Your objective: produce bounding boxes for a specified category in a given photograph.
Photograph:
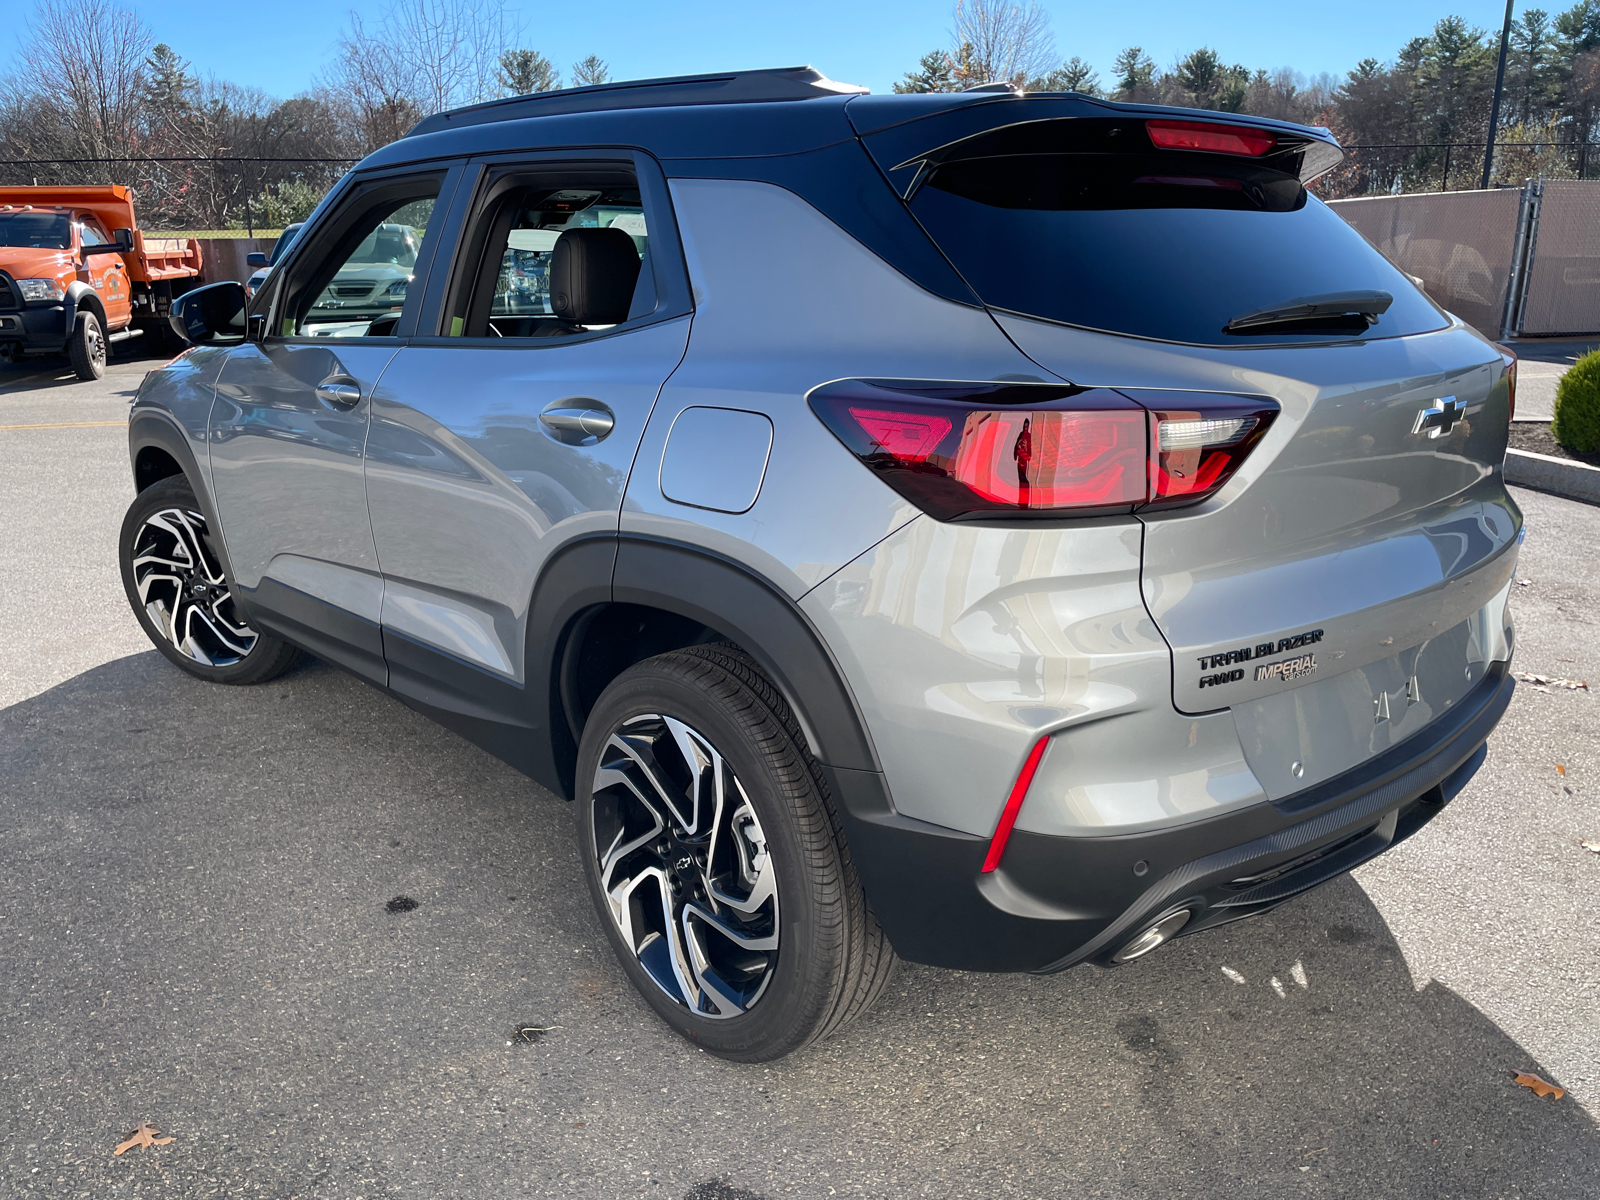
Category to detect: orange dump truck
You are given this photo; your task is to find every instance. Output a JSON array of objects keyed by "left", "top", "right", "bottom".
[{"left": 0, "top": 185, "right": 205, "bottom": 380}]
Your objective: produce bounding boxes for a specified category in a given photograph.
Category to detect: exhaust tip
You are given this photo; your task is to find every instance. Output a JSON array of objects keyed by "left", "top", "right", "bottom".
[{"left": 1110, "top": 909, "right": 1193, "bottom": 964}]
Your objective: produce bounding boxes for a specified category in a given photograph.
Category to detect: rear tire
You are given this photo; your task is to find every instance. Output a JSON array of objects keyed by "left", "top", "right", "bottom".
[
  {"left": 575, "top": 644, "right": 895, "bottom": 1061},
  {"left": 119, "top": 475, "right": 302, "bottom": 685},
  {"left": 67, "top": 310, "right": 106, "bottom": 381}
]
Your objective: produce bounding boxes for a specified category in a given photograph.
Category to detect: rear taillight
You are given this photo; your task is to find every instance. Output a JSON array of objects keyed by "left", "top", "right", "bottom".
[
  {"left": 1132, "top": 394, "right": 1276, "bottom": 510},
  {"left": 1146, "top": 118, "right": 1277, "bottom": 157},
  {"left": 1504, "top": 354, "right": 1517, "bottom": 421},
  {"left": 809, "top": 380, "right": 1277, "bottom": 521}
]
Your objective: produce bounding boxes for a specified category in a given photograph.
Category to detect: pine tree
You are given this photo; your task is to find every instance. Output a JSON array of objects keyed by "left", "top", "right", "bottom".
[
  {"left": 144, "top": 44, "right": 197, "bottom": 124},
  {"left": 1027, "top": 56, "right": 1101, "bottom": 95},
  {"left": 497, "top": 49, "right": 559, "bottom": 97},
  {"left": 1112, "top": 46, "right": 1156, "bottom": 99},
  {"left": 570, "top": 55, "right": 611, "bottom": 87},
  {"left": 893, "top": 49, "right": 958, "bottom": 93}
]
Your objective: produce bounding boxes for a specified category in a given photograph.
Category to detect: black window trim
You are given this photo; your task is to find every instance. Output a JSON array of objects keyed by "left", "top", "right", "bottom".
[
  {"left": 408, "top": 146, "right": 694, "bottom": 353},
  {"left": 258, "top": 160, "right": 466, "bottom": 345}
]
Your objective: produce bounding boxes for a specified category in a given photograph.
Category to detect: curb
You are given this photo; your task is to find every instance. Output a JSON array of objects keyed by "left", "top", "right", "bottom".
[{"left": 1505, "top": 447, "right": 1600, "bottom": 505}]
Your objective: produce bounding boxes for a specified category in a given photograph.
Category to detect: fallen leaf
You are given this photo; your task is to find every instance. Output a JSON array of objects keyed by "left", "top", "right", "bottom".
[
  {"left": 1513, "top": 1071, "right": 1565, "bottom": 1100},
  {"left": 1557, "top": 764, "right": 1567, "bottom": 776},
  {"left": 113, "top": 1123, "right": 175, "bottom": 1155},
  {"left": 1514, "top": 671, "right": 1589, "bottom": 691},
  {"left": 510, "top": 1024, "right": 561, "bottom": 1045},
  {"left": 1580, "top": 839, "right": 1600, "bottom": 854}
]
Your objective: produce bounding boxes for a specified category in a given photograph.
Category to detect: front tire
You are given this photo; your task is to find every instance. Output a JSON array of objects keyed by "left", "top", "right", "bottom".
[
  {"left": 119, "top": 476, "right": 302, "bottom": 684},
  {"left": 67, "top": 310, "right": 106, "bottom": 381},
  {"left": 575, "top": 645, "right": 895, "bottom": 1062}
]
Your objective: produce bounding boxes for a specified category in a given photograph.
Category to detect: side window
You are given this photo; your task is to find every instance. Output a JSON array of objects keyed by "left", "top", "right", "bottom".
[
  {"left": 80, "top": 216, "right": 111, "bottom": 246},
  {"left": 443, "top": 170, "right": 655, "bottom": 340},
  {"left": 274, "top": 177, "right": 442, "bottom": 339}
]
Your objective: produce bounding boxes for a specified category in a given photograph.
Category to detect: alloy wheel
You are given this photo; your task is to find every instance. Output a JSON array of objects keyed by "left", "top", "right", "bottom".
[
  {"left": 86, "top": 320, "right": 105, "bottom": 369},
  {"left": 590, "top": 713, "right": 780, "bottom": 1018},
  {"left": 129, "top": 506, "right": 259, "bottom": 666}
]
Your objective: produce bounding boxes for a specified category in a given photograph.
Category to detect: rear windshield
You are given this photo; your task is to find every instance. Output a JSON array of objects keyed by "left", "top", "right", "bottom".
[{"left": 906, "top": 118, "right": 1447, "bottom": 346}]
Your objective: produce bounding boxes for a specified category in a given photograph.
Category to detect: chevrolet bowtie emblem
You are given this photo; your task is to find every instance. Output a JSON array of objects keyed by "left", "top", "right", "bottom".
[{"left": 1413, "top": 397, "right": 1466, "bottom": 438}]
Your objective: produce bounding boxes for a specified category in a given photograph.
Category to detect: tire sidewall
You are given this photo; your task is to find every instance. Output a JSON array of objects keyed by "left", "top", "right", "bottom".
[
  {"left": 574, "top": 655, "right": 843, "bottom": 1061},
  {"left": 119, "top": 477, "right": 283, "bottom": 685},
  {"left": 70, "top": 310, "right": 106, "bottom": 380}
]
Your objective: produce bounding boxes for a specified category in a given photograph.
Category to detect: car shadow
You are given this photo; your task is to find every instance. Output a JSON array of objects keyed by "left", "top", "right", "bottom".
[
  {"left": 0, "top": 346, "right": 160, "bottom": 397},
  {"left": 1, "top": 652, "right": 1592, "bottom": 1199}
]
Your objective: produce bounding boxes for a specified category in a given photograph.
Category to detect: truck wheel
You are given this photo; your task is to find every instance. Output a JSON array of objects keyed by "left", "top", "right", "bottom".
[
  {"left": 67, "top": 310, "right": 106, "bottom": 381},
  {"left": 575, "top": 644, "right": 896, "bottom": 1062}
]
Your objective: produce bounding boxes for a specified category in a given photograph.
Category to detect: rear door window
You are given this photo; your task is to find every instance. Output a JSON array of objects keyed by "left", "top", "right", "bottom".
[
  {"left": 440, "top": 171, "right": 654, "bottom": 340},
  {"left": 895, "top": 116, "right": 1448, "bottom": 346}
]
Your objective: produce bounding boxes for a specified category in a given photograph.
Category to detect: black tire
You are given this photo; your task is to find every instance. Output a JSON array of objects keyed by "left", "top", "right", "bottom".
[
  {"left": 575, "top": 644, "right": 896, "bottom": 1062},
  {"left": 67, "top": 310, "right": 106, "bottom": 381},
  {"left": 119, "top": 475, "right": 302, "bottom": 685}
]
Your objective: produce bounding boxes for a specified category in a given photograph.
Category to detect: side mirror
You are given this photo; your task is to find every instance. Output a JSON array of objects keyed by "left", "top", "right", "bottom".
[
  {"left": 246, "top": 251, "right": 269, "bottom": 268},
  {"left": 82, "top": 233, "right": 132, "bottom": 258},
  {"left": 169, "top": 281, "right": 248, "bottom": 346}
]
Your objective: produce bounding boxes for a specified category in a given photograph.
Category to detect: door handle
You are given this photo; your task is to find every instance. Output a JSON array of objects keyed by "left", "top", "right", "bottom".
[
  {"left": 540, "top": 400, "right": 614, "bottom": 445},
  {"left": 315, "top": 377, "right": 362, "bottom": 410}
]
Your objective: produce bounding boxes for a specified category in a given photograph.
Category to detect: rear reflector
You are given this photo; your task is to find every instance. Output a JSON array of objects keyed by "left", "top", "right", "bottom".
[
  {"left": 809, "top": 380, "right": 1277, "bottom": 520},
  {"left": 982, "top": 736, "right": 1050, "bottom": 873},
  {"left": 1147, "top": 118, "right": 1277, "bottom": 158}
]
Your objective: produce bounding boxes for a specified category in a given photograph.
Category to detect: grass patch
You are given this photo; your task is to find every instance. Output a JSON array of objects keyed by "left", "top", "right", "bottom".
[{"left": 145, "top": 230, "right": 284, "bottom": 239}]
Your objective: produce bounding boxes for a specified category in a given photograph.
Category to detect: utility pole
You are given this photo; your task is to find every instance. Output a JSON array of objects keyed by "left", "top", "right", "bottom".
[{"left": 1482, "top": 0, "right": 1516, "bottom": 188}]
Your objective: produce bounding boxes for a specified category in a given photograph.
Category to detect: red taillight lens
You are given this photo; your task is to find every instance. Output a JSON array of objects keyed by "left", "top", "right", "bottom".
[
  {"left": 949, "top": 408, "right": 1147, "bottom": 507},
  {"left": 811, "top": 380, "right": 1278, "bottom": 520},
  {"left": 814, "top": 381, "right": 1148, "bottom": 520},
  {"left": 1146, "top": 118, "right": 1277, "bottom": 157}
]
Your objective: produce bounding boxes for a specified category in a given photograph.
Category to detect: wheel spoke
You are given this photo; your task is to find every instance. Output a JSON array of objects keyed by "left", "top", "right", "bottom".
[
  {"left": 608, "top": 730, "right": 694, "bottom": 830},
  {"left": 590, "top": 711, "right": 780, "bottom": 1020},
  {"left": 130, "top": 505, "right": 260, "bottom": 667}
]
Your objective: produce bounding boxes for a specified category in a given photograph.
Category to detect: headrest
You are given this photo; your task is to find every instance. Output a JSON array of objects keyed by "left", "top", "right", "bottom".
[{"left": 549, "top": 227, "right": 640, "bottom": 325}]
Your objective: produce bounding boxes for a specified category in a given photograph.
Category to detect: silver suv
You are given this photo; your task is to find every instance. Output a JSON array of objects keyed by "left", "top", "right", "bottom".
[{"left": 120, "top": 68, "right": 1520, "bottom": 1062}]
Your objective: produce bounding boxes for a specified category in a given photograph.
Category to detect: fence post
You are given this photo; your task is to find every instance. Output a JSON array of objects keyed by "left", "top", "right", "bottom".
[
  {"left": 1501, "top": 179, "right": 1542, "bottom": 340},
  {"left": 1441, "top": 144, "right": 1451, "bottom": 191}
]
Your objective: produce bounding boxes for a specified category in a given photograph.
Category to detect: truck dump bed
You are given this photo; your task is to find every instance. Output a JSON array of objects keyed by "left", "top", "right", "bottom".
[{"left": 0, "top": 185, "right": 202, "bottom": 282}]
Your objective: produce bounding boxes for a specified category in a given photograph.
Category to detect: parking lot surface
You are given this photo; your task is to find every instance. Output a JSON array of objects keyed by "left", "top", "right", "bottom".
[{"left": 2, "top": 346, "right": 1598, "bottom": 1198}]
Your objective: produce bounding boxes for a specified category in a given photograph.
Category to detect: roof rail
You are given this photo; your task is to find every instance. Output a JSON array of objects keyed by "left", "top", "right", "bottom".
[{"left": 408, "top": 66, "right": 868, "bottom": 138}]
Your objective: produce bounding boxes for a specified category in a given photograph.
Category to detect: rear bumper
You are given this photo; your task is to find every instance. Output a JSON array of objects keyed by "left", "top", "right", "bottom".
[{"left": 830, "top": 659, "right": 1512, "bottom": 973}]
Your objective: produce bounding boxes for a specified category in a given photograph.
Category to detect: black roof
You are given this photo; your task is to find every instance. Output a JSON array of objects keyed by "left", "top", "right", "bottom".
[
  {"left": 407, "top": 66, "right": 867, "bottom": 138},
  {"left": 373, "top": 70, "right": 1340, "bottom": 178}
]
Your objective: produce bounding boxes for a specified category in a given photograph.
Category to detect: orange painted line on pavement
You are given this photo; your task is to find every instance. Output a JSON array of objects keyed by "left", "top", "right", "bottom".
[{"left": 0, "top": 419, "right": 128, "bottom": 431}]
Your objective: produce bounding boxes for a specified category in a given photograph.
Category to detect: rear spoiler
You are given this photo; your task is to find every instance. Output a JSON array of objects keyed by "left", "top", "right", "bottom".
[{"left": 845, "top": 94, "right": 1344, "bottom": 197}]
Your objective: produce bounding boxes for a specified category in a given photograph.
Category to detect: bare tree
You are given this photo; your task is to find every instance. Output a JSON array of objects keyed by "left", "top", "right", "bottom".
[
  {"left": 9, "top": 0, "right": 152, "bottom": 170},
  {"left": 330, "top": 0, "right": 519, "bottom": 149},
  {"left": 951, "top": 0, "right": 1056, "bottom": 88}
]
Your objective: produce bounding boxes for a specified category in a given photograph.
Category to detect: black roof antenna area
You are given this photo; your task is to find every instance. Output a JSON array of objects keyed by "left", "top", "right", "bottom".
[{"left": 408, "top": 66, "right": 869, "bottom": 138}]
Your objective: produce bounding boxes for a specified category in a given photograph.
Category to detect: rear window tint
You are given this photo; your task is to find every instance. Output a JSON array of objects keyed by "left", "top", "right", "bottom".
[{"left": 905, "top": 118, "right": 1448, "bottom": 346}]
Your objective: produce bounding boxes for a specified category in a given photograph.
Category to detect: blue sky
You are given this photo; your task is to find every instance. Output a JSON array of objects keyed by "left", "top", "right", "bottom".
[{"left": 11, "top": 0, "right": 1519, "bottom": 99}]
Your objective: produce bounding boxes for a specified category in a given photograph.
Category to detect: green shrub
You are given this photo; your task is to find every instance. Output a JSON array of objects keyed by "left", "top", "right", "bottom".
[{"left": 1552, "top": 349, "right": 1600, "bottom": 453}]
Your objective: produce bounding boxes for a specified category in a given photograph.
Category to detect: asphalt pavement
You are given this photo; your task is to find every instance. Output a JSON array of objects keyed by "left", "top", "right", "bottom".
[{"left": 2, "top": 343, "right": 1598, "bottom": 1199}]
